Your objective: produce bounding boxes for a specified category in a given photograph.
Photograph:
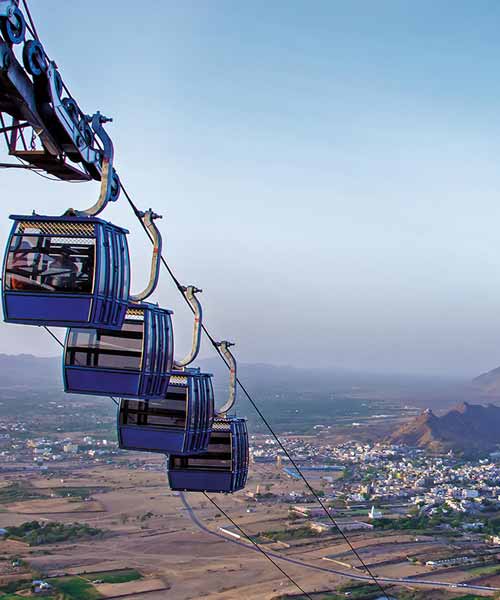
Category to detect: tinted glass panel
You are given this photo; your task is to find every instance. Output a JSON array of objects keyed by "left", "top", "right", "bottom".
[
  {"left": 5, "top": 234, "right": 94, "bottom": 294},
  {"left": 121, "top": 236, "right": 130, "bottom": 300},
  {"left": 114, "top": 231, "right": 123, "bottom": 302},
  {"left": 190, "top": 379, "right": 199, "bottom": 429},
  {"left": 144, "top": 312, "right": 155, "bottom": 372},
  {"left": 65, "top": 320, "right": 143, "bottom": 370},
  {"left": 97, "top": 230, "right": 108, "bottom": 295},
  {"left": 120, "top": 393, "right": 187, "bottom": 428},
  {"left": 172, "top": 432, "right": 232, "bottom": 471},
  {"left": 166, "top": 317, "right": 173, "bottom": 371},
  {"left": 105, "top": 230, "right": 114, "bottom": 297}
]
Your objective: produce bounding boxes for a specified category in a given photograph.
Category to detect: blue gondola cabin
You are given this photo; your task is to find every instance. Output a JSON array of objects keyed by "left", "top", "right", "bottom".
[
  {"left": 117, "top": 370, "right": 215, "bottom": 454},
  {"left": 2, "top": 214, "right": 130, "bottom": 329},
  {"left": 63, "top": 302, "right": 173, "bottom": 399},
  {"left": 167, "top": 417, "right": 249, "bottom": 493}
]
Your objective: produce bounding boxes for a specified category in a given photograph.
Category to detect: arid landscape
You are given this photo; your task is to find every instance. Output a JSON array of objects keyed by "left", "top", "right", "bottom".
[
  {"left": 3, "top": 355, "right": 500, "bottom": 599},
  {"left": 2, "top": 438, "right": 500, "bottom": 599}
]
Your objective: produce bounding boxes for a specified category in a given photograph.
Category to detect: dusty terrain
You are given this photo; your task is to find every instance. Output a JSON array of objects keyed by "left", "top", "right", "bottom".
[{"left": 0, "top": 451, "right": 498, "bottom": 599}]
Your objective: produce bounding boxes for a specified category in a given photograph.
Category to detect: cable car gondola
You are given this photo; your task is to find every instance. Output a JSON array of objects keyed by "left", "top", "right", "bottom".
[
  {"left": 167, "top": 416, "right": 249, "bottom": 494},
  {"left": 167, "top": 341, "right": 249, "bottom": 493},
  {"left": 63, "top": 209, "right": 174, "bottom": 399},
  {"left": 1, "top": 142, "right": 127, "bottom": 329},
  {"left": 117, "top": 285, "right": 216, "bottom": 453},
  {"left": 2, "top": 213, "right": 129, "bottom": 328},
  {"left": 118, "top": 369, "right": 214, "bottom": 454},
  {"left": 64, "top": 302, "right": 173, "bottom": 398}
]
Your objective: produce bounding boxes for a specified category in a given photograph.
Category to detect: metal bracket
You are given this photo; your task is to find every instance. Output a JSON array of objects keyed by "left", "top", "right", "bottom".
[
  {"left": 80, "top": 111, "right": 119, "bottom": 214},
  {"left": 64, "top": 111, "right": 119, "bottom": 216},
  {"left": 0, "top": 1, "right": 18, "bottom": 21},
  {"left": 173, "top": 286, "right": 203, "bottom": 368},
  {"left": 40, "top": 61, "right": 118, "bottom": 214},
  {"left": 215, "top": 341, "right": 237, "bottom": 416},
  {"left": 129, "top": 209, "right": 163, "bottom": 302}
]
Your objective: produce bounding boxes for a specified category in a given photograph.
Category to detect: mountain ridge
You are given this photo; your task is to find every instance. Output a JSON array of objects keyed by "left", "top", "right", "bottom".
[{"left": 389, "top": 401, "right": 500, "bottom": 456}]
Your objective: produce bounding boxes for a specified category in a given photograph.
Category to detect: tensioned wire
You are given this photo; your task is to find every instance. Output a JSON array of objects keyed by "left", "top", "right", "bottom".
[
  {"left": 119, "top": 182, "right": 391, "bottom": 600},
  {"left": 15, "top": 0, "right": 387, "bottom": 591},
  {"left": 38, "top": 179, "right": 391, "bottom": 599},
  {"left": 33, "top": 129, "right": 392, "bottom": 600},
  {"left": 41, "top": 327, "right": 311, "bottom": 598},
  {"left": 202, "top": 492, "right": 313, "bottom": 599},
  {"left": 42, "top": 326, "right": 119, "bottom": 406}
]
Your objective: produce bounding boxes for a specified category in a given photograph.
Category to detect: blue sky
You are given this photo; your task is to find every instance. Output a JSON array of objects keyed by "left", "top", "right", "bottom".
[{"left": 2, "top": 1, "right": 500, "bottom": 375}]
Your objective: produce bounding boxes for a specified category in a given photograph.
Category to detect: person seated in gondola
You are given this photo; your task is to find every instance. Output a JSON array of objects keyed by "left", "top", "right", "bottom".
[
  {"left": 7, "top": 238, "right": 39, "bottom": 291},
  {"left": 43, "top": 250, "right": 81, "bottom": 292},
  {"left": 7, "top": 239, "right": 84, "bottom": 293}
]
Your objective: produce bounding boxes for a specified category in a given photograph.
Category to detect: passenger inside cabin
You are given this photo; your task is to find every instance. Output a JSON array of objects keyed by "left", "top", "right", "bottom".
[
  {"left": 44, "top": 251, "right": 80, "bottom": 291},
  {"left": 7, "top": 238, "right": 38, "bottom": 291},
  {"left": 7, "top": 236, "right": 93, "bottom": 293}
]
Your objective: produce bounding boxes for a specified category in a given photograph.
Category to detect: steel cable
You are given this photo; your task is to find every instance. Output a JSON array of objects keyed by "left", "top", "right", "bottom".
[
  {"left": 42, "top": 326, "right": 119, "bottom": 406},
  {"left": 202, "top": 492, "right": 314, "bottom": 599},
  {"left": 41, "top": 327, "right": 307, "bottom": 596},
  {"left": 120, "top": 183, "right": 391, "bottom": 599},
  {"left": 36, "top": 161, "right": 390, "bottom": 599},
  {"left": 14, "top": 0, "right": 388, "bottom": 598}
]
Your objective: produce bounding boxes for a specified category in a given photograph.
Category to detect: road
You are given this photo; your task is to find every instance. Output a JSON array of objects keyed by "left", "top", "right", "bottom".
[{"left": 179, "top": 492, "right": 500, "bottom": 595}]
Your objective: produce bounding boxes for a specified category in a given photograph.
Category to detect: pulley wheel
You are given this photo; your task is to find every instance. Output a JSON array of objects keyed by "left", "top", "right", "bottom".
[
  {"left": 0, "top": 45, "right": 11, "bottom": 72},
  {"left": 0, "top": 8, "right": 26, "bottom": 45},
  {"left": 110, "top": 169, "right": 120, "bottom": 202},
  {"left": 62, "top": 97, "right": 80, "bottom": 125},
  {"left": 22, "top": 40, "right": 47, "bottom": 76},
  {"left": 78, "top": 118, "right": 93, "bottom": 149},
  {"left": 53, "top": 69, "right": 63, "bottom": 98}
]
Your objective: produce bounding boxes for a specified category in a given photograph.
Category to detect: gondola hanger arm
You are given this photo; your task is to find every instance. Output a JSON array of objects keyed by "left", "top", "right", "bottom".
[
  {"left": 129, "top": 209, "right": 162, "bottom": 302},
  {"left": 215, "top": 341, "right": 237, "bottom": 416},
  {"left": 64, "top": 112, "right": 120, "bottom": 217},
  {"left": 174, "top": 285, "right": 203, "bottom": 368}
]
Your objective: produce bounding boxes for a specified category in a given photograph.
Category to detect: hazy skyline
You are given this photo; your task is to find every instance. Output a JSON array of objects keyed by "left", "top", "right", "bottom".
[{"left": 1, "top": 1, "right": 500, "bottom": 376}]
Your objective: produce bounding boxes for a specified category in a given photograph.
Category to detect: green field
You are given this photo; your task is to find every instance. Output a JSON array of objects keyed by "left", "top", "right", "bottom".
[
  {"left": 52, "top": 487, "right": 94, "bottom": 500},
  {"left": 82, "top": 569, "right": 142, "bottom": 584},
  {"left": 450, "top": 596, "right": 490, "bottom": 600},
  {"left": 0, "top": 482, "right": 46, "bottom": 504},
  {"left": 465, "top": 563, "right": 500, "bottom": 577},
  {"left": 0, "top": 589, "right": 56, "bottom": 600},
  {"left": 5, "top": 521, "right": 106, "bottom": 546},
  {"left": 255, "top": 526, "right": 325, "bottom": 543},
  {"left": 278, "top": 592, "right": 488, "bottom": 600},
  {"left": 51, "top": 576, "right": 102, "bottom": 600}
]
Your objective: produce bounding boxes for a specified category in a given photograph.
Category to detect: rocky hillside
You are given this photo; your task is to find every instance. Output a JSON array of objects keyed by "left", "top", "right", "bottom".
[
  {"left": 473, "top": 366, "right": 500, "bottom": 395},
  {"left": 389, "top": 402, "right": 500, "bottom": 455}
]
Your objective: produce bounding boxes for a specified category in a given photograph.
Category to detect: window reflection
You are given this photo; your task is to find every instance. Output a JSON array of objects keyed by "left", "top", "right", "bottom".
[
  {"left": 120, "top": 394, "right": 187, "bottom": 429},
  {"left": 5, "top": 234, "right": 95, "bottom": 294},
  {"left": 172, "top": 433, "right": 232, "bottom": 471},
  {"left": 65, "top": 321, "right": 144, "bottom": 370}
]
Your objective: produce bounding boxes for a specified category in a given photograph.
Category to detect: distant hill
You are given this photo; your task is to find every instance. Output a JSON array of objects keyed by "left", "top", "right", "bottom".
[
  {"left": 472, "top": 366, "right": 500, "bottom": 395},
  {"left": 389, "top": 402, "right": 500, "bottom": 455},
  {"left": 0, "top": 353, "right": 62, "bottom": 388},
  {"left": 0, "top": 353, "right": 479, "bottom": 433}
]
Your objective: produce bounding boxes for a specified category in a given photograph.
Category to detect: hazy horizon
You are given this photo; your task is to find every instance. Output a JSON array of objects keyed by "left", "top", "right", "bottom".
[
  {"left": 2, "top": 1, "right": 500, "bottom": 377},
  {"left": 0, "top": 351, "right": 476, "bottom": 382}
]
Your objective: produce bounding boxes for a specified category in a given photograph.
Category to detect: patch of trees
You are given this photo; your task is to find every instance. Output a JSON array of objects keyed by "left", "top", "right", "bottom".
[{"left": 5, "top": 520, "right": 106, "bottom": 546}]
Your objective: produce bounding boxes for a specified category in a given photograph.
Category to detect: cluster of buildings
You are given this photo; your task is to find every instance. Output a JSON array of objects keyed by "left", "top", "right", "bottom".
[
  {"left": 0, "top": 429, "right": 120, "bottom": 466},
  {"left": 251, "top": 434, "right": 500, "bottom": 535},
  {"left": 340, "top": 444, "right": 500, "bottom": 517},
  {"left": 26, "top": 436, "right": 118, "bottom": 463},
  {"left": 275, "top": 439, "right": 500, "bottom": 516}
]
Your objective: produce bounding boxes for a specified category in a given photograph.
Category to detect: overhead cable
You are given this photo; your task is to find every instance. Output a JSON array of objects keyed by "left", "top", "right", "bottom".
[{"left": 119, "top": 181, "right": 391, "bottom": 600}]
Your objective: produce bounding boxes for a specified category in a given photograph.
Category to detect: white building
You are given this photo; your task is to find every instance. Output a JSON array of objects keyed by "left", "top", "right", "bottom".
[
  {"left": 63, "top": 443, "right": 78, "bottom": 454},
  {"left": 368, "top": 506, "right": 383, "bottom": 519},
  {"left": 462, "top": 489, "right": 479, "bottom": 499}
]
